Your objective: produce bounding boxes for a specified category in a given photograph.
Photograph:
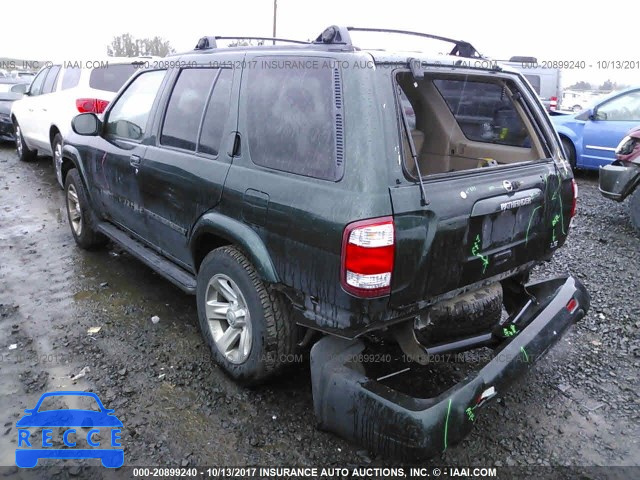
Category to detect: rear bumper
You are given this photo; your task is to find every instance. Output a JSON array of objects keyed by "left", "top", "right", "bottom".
[
  {"left": 310, "top": 275, "right": 589, "bottom": 460},
  {"left": 599, "top": 162, "right": 640, "bottom": 201}
]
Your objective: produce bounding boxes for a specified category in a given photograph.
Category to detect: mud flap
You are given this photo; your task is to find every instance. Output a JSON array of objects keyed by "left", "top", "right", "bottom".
[{"left": 310, "top": 275, "right": 589, "bottom": 460}]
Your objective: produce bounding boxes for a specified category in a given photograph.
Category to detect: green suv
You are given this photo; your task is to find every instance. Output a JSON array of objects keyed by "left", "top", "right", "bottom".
[{"left": 60, "top": 26, "right": 589, "bottom": 459}]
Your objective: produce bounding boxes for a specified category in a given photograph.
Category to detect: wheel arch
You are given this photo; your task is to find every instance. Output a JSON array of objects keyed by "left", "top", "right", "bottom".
[{"left": 190, "top": 213, "right": 280, "bottom": 284}]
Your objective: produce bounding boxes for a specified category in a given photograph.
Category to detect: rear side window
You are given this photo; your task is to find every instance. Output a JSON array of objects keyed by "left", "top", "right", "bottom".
[
  {"left": 161, "top": 68, "right": 218, "bottom": 151},
  {"left": 245, "top": 57, "right": 342, "bottom": 181},
  {"left": 433, "top": 79, "right": 531, "bottom": 148},
  {"left": 61, "top": 67, "right": 81, "bottom": 90},
  {"left": 89, "top": 64, "right": 137, "bottom": 92},
  {"left": 199, "top": 69, "right": 233, "bottom": 156},
  {"left": 42, "top": 65, "right": 61, "bottom": 94}
]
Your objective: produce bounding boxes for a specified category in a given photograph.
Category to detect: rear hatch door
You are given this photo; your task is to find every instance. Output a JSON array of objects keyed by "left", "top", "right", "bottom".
[{"left": 389, "top": 162, "right": 570, "bottom": 307}]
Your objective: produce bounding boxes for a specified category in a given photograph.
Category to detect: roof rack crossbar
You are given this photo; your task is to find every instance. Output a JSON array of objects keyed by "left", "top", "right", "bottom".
[
  {"left": 215, "top": 36, "right": 310, "bottom": 45},
  {"left": 345, "top": 26, "right": 482, "bottom": 58},
  {"left": 195, "top": 35, "right": 309, "bottom": 50}
]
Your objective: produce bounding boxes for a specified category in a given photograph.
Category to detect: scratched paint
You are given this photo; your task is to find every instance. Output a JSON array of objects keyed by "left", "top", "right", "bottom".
[{"left": 471, "top": 235, "right": 489, "bottom": 274}]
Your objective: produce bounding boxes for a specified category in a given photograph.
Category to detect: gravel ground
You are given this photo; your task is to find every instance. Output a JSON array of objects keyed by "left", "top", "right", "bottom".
[{"left": 0, "top": 142, "right": 638, "bottom": 478}]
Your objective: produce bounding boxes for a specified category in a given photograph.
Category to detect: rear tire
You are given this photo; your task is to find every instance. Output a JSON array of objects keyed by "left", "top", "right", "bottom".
[
  {"left": 196, "top": 246, "right": 296, "bottom": 386},
  {"left": 14, "top": 121, "right": 37, "bottom": 162},
  {"left": 561, "top": 137, "right": 577, "bottom": 170},
  {"left": 64, "top": 169, "right": 107, "bottom": 250},
  {"left": 52, "top": 133, "right": 64, "bottom": 189},
  {"left": 630, "top": 189, "right": 640, "bottom": 232}
]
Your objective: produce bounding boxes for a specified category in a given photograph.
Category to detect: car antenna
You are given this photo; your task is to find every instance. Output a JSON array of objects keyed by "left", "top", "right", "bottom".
[{"left": 398, "top": 89, "right": 428, "bottom": 206}]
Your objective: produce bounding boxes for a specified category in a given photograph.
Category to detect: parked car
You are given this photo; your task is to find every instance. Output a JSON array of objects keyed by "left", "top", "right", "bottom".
[
  {"left": 10, "top": 58, "right": 151, "bottom": 188},
  {"left": 59, "top": 26, "right": 588, "bottom": 460},
  {"left": 0, "top": 78, "right": 29, "bottom": 142},
  {"left": 497, "top": 57, "right": 562, "bottom": 112},
  {"left": 599, "top": 126, "right": 640, "bottom": 231},
  {"left": 551, "top": 86, "right": 640, "bottom": 170}
]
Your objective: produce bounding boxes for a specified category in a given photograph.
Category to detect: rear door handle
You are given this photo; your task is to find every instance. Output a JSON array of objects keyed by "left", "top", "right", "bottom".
[{"left": 130, "top": 154, "right": 141, "bottom": 167}]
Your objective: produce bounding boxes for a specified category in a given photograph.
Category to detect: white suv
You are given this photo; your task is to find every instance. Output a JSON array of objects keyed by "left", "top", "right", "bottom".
[{"left": 11, "top": 58, "right": 152, "bottom": 187}]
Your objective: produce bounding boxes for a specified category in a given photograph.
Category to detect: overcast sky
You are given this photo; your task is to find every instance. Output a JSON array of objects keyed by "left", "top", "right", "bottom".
[{"left": 3, "top": 0, "right": 637, "bottom": 86}]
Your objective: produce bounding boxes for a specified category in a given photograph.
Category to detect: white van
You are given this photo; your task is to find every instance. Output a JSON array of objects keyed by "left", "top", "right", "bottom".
[{"left": 498, "top": 57, "right": 562, "bottom": 112}]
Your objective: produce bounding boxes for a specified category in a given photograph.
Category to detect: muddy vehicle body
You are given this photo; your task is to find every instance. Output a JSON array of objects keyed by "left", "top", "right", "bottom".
[
  {"left": 599, "top": 126, "right": 640, "bottom": 231},
  {"left": 59, "top": 26, "right": 589, "bottom": 459}
]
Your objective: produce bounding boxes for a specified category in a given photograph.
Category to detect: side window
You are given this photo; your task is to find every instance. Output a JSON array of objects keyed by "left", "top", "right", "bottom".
[
  {"left": 61, "top": 67, "right": 81, "bottom": 90},
  {"left": 433, "top": 78, "right": 531, "bottom": 147},
  {"left": 246, "top": 57, "right": 340, "bottom": 180},
  {"left": 597, "top": 91, "right": 640, "bottom": 121},
  {"left": 105, "top": 70, "right": 166, "bottom": 141},
  {"left": 523, "top": 74, "right": 541, "bottom": 95},
  {"left": 199, "top": 69, "right": 233, "bottom": 156},
  {"left": 42, "top": 65, "right": 61, "bottom": 94},
  {"left": 29, "top": 68, "right": 49, "bottom": 96},
  {"left": 161, "top": 68, "right": 218, "bottom": 151}
]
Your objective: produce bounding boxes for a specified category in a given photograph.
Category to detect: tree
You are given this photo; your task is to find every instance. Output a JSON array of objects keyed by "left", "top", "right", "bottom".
[
  {"left": 599, "top": 79, "right": 615, "bottom": 92},
  {"left": 107, "top": 34, "right": 175, "bottom": 57},
  {"left": 567, "top": 81, "right": 592, "bottom": 91}
]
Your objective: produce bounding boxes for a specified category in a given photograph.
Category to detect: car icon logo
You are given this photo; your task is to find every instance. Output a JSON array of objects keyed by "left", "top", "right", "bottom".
[
  {"left": 15, "top": 391, "right": 124, "bottom": 468},
  {"left": 503, "top": 180, "right": 513, "bottom": 192}
]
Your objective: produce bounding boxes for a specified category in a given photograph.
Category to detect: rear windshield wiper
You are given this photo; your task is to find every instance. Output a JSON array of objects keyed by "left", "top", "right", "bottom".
[{"left": 399, "top": 98, "right": 429, "bottom": 206}]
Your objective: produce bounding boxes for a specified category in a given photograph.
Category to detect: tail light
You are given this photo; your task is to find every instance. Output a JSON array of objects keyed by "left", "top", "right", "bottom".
[
  {"left": 549, "top": 96, "right": 558, "bottom": 111},
  {"left": 341, "top": 217, "right": 395, "bottom": 298},
  {"left": 570, "top": 179, "right": 578, "bottom": 217},
  {"left": 76, "top": 98, "right": 109, "bottom": 114}
]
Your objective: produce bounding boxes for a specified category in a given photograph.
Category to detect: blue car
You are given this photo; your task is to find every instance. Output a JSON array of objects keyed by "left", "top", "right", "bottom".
[
  {"left": 15, "top": 391, "right": 124, "bottom": 468},
  {"left": 552, "top": 87, "right": 640, "bottom": 170}
]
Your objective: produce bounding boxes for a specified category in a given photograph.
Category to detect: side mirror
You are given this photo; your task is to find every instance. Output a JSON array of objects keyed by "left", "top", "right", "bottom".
[
  {"left": 72, "top": 113, "right": 101, "bottom": 136},
  {"left": 575, "top": 108, "right": 593, "bottom": 121}
]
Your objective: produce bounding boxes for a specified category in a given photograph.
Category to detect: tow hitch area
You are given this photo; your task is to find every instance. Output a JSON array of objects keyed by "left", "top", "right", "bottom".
[{"left": 310, "top": 275, "right": 589, "bottom": 460}]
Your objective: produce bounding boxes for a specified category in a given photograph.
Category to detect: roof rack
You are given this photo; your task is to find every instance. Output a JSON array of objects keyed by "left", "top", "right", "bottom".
[
  {"left": 195, "top": 35, "right": 309, "bottom": 50},
  {"left": 313, "top": 25, "right": 482, "bottom": 58}
]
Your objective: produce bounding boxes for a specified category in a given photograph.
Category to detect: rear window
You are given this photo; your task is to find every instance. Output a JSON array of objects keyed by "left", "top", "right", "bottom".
[
  {"left": 433, "top": 79, "right": 531, "bottom": 148},
  {"left": 245, "top": 57, "right": 342, "bottom": 181},
  {"left": 89, "top": 64, "right": 137, "bottom": 92}
]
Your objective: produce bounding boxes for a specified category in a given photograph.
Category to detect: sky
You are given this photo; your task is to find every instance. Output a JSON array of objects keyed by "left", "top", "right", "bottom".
[{"left": 2, "top": 0, "right": 637, "bottom": 87}]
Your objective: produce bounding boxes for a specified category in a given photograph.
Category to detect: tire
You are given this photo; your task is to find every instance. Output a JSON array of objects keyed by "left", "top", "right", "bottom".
[
  {"left": 64, "top": 169, "right": 107, "bottom": 249},
  {"left": 14, "top": 120, "right": 37, "bottom": 162},
  {"left": 561, "top": 137, "right": 577, "bottom": 170},
  {"left": 196, "top": 246, "right": 296, "bottom": 386},
  {"left": 416, "top": 283, "right": 503, "bottom": 345},
  {"left": 572, "top": 105, "right": 582, "bottom": 112},
  {"left": 52, "top": 133, "right": 64, "bottom": 189},
  {"left": 630, "top": 189, "right": 640, "bottom": 232}
]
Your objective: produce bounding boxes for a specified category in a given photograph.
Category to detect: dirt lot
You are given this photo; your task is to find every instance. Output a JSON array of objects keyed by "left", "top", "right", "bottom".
[{"left": 0, "top": 142, "right": 638, "bottom": 477}]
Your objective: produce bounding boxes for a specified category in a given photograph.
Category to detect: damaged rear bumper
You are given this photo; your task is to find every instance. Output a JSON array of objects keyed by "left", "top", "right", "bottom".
[{"left": 310, "top": 275, "right": 589, "bottom": 460}]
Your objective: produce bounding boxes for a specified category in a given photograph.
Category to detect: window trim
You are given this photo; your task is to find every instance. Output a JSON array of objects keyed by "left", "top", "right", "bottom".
[
  {"left": 28, "top": 67, "right": 49, "bottom": 96},
  {"left": 42, "top": 65, "right": 62, "bottom": 94}
]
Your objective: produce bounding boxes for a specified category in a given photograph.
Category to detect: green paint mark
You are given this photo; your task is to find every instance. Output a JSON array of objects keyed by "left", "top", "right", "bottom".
[
  {"left": 465, "top": 407, "right": 476, "bottom": 422},
  {"left": 551, "top": 214, "right": 560, "bottom": 227},
  {"left": 471, "top": 234, "right": 489, "bottom": 273},
  {"left": 552, "top": 228, "right": 557, "bottom": 243},
  {"left": 520, "top": 346, "right": 529, "bottom": 362},
  {"left": 503, "top": 324, "right": 519, "bottom": 337},
  {"left": 525, "top": 205, "right": 542, "bottom": 245},
  {"left": 443, "top": 398, "right": 452, "bottom": 451}
]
